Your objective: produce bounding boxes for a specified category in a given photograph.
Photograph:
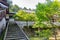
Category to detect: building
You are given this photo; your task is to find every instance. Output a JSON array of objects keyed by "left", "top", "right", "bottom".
[
  {"left": 23, "top": 9, "right": 35, "bottom": 13},
  {"left": 20, "top": 8, "right": 35, "bottom": 13},
  {"left": 0, "top": 0, "right": 9, "bottom": 35},
  {"left": 0, "top": 0, "right": 8, "bottom": 6}
]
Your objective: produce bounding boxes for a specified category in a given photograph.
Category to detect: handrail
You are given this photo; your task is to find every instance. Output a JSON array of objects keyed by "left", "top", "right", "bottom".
[
  {"left": 3, "top": 22, "right": 9, "bottom": 40},
  {"left": 16, "top": 22, "right": 30, "bottom": 40},
  {"left": 0, "top": 9, "right": 6, "bottom": 13},
  {"left": 21, "top": 27, "right": 30, "bottom": 40}
]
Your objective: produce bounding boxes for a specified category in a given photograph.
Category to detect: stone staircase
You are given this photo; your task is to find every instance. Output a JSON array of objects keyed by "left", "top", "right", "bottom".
[{"left": 4, "top": 23, "right": 28, "bottom": 40}]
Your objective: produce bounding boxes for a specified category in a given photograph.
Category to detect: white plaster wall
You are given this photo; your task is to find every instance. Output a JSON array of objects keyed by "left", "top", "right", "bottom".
[
  {"left": 16, "top": 21, "right": 34, "bottom": 28},
  {"left": 0, "top": 18, "right": 6, "bottom": 30}
]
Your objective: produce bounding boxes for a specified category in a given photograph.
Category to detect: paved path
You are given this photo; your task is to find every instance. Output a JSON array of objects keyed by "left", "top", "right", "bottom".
[{"left": 4, "top": 23, "right": 28, "bottom": 40}]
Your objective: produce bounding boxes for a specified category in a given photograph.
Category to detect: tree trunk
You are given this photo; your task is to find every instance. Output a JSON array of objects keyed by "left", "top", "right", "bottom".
[{"left": 54, "top": 28, "right": 57, "bottom": 40}]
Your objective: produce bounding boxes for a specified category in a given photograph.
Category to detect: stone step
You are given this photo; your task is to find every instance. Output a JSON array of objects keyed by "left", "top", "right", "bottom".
[
  {"left": 5, "top": 38, "right": 27, "bottom": 40},
  {"left": 7, "top": 37, "right": 25, "bottom": 39},
  {"left": 6, "top": 34, "right": 25, "bottom": 37},
  {"left": 5, "top": 23, "right": 28, "bottom": 40},
  {"left": 7, "top": 33, "right": 24, "bottom": 35}
]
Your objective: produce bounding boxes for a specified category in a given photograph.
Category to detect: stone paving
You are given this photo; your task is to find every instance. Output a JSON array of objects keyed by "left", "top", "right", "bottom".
[{"left": 4, "top": 23, "right": 28, "bottom": 40}]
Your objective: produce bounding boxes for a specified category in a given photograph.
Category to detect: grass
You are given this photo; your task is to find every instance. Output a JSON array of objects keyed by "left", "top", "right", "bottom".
[
  {"left": 0, "top": 29, "right": 6, "bottom": 40},
  {"left": 30, "top": 37, "right": 40, "bottom": 40}
]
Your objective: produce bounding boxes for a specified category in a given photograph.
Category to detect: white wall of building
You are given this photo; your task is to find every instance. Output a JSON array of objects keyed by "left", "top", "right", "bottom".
[{"left": 0, "top": 18, "right": 6, "bottom": 30}]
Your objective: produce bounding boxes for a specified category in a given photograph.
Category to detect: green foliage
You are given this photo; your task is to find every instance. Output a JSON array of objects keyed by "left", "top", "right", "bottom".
[
  {"left": 35, "top": 0, "right": 60, "bottom": 28},
  {"left": 9, "top": 5, "right": 20, "bottom": 12},
  {"left": 23, "top": 7, "right": 27, "bottom": 10},
  {"left": 13, "top": 10, "right": 37, "bottom": 21},
  {"left": 35, "top": 29, "right": 52, "bottom": 37},
  {"left": 34, "top": 0, "right": 60, "bottom": 38},
  {"left": 33, "top": 21, "right": 47, "bottom": 28}
]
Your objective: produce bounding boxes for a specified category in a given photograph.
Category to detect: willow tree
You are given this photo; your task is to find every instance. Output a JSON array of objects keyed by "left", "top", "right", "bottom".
[{"left": 34, "top": 0, "right": 60, "bottom": 40}]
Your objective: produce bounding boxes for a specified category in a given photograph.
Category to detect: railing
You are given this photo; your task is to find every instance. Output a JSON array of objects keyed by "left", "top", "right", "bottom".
[
  {"left": 0, "top": 9, "right": 6, "bottom": 13},
  {"left": 19, "top": 25, "right": 30, "bottom": 40},
  {"left": 16, "top": 21, "right": 31, "bottom": 40},
  {"left": 0, "top": 9, "right": 6, "bottom": 20},
  {"left": 3, "top": 21, "right": 30, "bottom": 40},
  {"left": 0, "top": 9, "right": 6, "bottom": 15},
  {"left": 3, "top": 22, "right": 9, "bottom": 40},
  {"left": 15, "top": 21, "right": 35, "bottom": 28}
]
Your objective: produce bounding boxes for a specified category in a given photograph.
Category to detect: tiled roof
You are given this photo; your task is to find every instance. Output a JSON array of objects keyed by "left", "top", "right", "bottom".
[{"left": 0, "top": 3, "right": 8, "bottom": 9}]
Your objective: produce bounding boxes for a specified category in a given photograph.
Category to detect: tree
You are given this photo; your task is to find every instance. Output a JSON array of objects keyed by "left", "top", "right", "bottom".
[
  {"left": 34, "top": 0, "right": 60, "bottom": 40},
  {"left": 23, "top": 7, "right": 27, "bottom": 10},
  {"left": 13, "top": 10, "right": 36, "bottom": 21},
  {"left": 9, "top": 5, "right": 20, "bottom": 12},
  {"left": 29, "top": 8, "right": 31, "bottom": 10}
]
